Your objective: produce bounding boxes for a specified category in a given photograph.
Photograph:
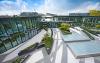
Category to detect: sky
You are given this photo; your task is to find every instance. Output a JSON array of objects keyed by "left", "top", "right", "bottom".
[{"left": 0, "top": 0, "right": 100, "bottom": 15}]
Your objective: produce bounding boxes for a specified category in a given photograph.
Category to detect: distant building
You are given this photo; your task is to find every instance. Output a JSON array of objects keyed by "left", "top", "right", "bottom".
[
  {"left": 69, "top": 13, "right": 89, "bottom": 16},
  {"left": 42, "top": 13, "right": 57, "bottom": 22},
  {"left": 46, "top": 13, "right": 57, "bottom": 16},
  {"left": 20, "top": 12, "right": 41, "bottom": 17},
  {"left": 0, "top": 15, "right": 12, "bottom": 18}
]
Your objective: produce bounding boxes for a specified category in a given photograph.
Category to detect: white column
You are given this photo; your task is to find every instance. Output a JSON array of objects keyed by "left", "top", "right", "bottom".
[
  {"left": 85, "top": 57, "right": 95, "bottom": 63},
  {"left": 79, "top": 58, "right": 85, "bottom": 63}
]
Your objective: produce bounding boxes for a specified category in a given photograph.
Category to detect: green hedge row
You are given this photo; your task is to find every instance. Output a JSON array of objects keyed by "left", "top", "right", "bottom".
[{"left": 42, "top": 34, "right": 53, "bottom": 48}]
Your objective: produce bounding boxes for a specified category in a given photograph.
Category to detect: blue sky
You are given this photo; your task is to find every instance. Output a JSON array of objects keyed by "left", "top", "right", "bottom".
[{"left": 0, "top": 0, "right": 100, "bottom": 15}]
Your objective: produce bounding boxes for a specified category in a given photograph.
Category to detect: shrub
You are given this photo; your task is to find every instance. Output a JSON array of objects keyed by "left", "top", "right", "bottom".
[
  {"left": 59, "top": 23, "right": 71, "bottom": 34},
  {"left": 59, "top": 23, "right": 70, "bottom": 31},
  {"left": 96, "top": 25, "right": 100, "bottom": 29},
  {"left": 42, "top": 34, "right": 53, "bottom": 48},
  {"left": 18, "top": 43, "right": 38, "bottom": 56}
]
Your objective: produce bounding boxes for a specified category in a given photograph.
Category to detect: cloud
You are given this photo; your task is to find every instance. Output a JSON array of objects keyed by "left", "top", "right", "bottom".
[
  {"left": 0, "top": 1, "right": 19, "bottom": 11},
  {"left": 20, "top": 1, "right": 30, "bottom": 12},
  {"left": 0, "top": 0, "right": 100, "bottom": 15},
  {"left": 0, "top": 0, "right": 29, "bottom": 15},
  {"left": 70, "top": 1, "right": 100, "bottom": 13},
  {"left": 37, "top": 0, "right": 69, "bottom": 15},
  {"left": 0, "top": 1, "right": 19, "bottom": 15},
  {"left": 37, "top": 0, "right": 100, "bottom": 15}
]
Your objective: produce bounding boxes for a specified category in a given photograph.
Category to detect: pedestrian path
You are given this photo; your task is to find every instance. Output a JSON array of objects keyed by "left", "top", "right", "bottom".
[{"left": 50, "top": 28, "right": 67, "bottom": 63}]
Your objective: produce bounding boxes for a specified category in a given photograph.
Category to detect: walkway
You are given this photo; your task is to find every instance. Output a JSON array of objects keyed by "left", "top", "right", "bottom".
[
  {"left": 50, "top": 28, "right": 67, "bottom": 63},
  {"left": 0, "top": 30, "right": 46, "bottom": 63}
]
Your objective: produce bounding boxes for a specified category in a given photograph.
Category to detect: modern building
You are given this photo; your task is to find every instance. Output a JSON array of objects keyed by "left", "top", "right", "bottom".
[
  {"left": 0, "top": 16, "right": 42, "bottom": 54},
  {"left": 69, "top": 13, "right": 89, "bottom": 16},
  {"left": 0, "top": 15, "right": 100, "bottom": 63},
  {"left": 20, "top": 12, "right": 42, "bottom": 17}
]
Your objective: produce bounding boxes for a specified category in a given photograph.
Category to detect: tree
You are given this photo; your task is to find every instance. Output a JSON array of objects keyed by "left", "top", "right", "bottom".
[
  {"left": 96, "top": 24, "right": 100, "bottom": 29},
  {"left": 59, "top": 23, "right": 70, "bottom": 31}
]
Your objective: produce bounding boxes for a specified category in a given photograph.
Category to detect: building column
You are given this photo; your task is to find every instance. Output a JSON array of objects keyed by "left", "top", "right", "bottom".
[
  {"left": 85, "top": 57, "right": 95, "bottom": 63},
  {"left": 79, "top": 58, "right": 85, "bottom": 63}
]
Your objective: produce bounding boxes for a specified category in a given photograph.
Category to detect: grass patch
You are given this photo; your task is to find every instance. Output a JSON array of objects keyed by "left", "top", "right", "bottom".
[{"left": 42, "top": 34, "right": 53, "bottom": 48}]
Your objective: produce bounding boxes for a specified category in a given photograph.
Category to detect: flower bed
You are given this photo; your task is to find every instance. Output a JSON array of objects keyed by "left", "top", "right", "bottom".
[{"left": 18, "top": 43, "right": 38, "bottom": 56}]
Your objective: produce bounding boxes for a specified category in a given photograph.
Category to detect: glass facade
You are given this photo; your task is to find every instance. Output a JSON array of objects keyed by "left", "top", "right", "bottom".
[{"left": 0, "top": 17, "right": 41, "bottom": 53}]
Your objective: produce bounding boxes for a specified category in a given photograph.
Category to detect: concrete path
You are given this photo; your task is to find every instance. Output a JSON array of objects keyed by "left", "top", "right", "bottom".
[{"left": 50, "top": 28, "right": 67, "bottom": 63}]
